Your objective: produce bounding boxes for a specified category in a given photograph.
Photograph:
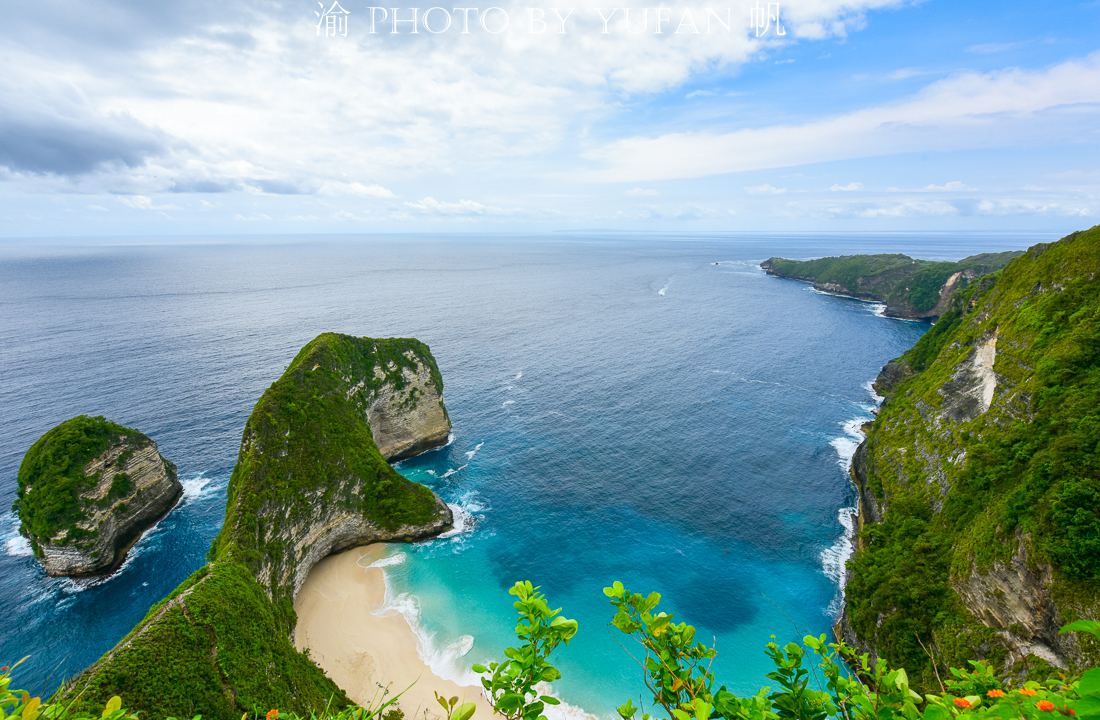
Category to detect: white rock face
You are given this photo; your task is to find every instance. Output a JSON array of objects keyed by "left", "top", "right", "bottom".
[
  {"left": 952, "top": 532, "right": 1084, "bottom": 672},
  {"left": 937, "top": 328, "right": 999, "bottom": 423},
  {"left": 38, "top": 438, "right": 182, "bottom": 577},
  {"left": 365, "top": 353, "right": 452, "bottom": 461}
]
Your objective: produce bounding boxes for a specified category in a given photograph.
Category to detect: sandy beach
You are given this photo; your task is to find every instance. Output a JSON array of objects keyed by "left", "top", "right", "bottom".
[{"left": 294, "top": 545, "right": 497, "bottom": 720}]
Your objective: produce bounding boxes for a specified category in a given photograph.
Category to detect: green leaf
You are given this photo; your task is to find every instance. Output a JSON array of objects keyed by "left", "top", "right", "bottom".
[
  {"left": 1081, "top": 668, "right": 1100, "bottom": 697},
  {"left": 453, "top": 703, "right": 476, "bottom": 720},
  {"left": 496, "top": 693, "right": 524, "bottom": 711},
  {"left": 471, "top": 664, "right": 488, "bottom": 674},
  {"left": 102, "top": 697, "right": 122, "bottom": 719},
  {"left": 922, "top": 704, "right": 950, "bottom": 720},
  {"left": 1061, "top": 621, "right": 1100, "bottom": 641},
  {"left": 22, "top": 698, "right": 41, "bottom": 720},
  {"left": 540, "top": 696, "right": 561, "bottom": 706},
  {"left": 1069, "top": 696, "right": 1100, "bottom": 718}
]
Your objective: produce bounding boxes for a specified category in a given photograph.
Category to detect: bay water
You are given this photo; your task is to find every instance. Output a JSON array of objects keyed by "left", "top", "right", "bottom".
[{"left": 0, "top": 233, "right": 1044, "bottom": 716}]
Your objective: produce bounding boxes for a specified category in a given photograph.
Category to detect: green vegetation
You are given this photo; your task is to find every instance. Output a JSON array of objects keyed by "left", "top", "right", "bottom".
[
  {"left": 55, "top": 561, "right": 349, "bottom": 720},
  {"left": 471, "top": 584, "right": 1100, "bottom": 720},
  {"left": 13, "top": 416, "right": 144, "bottom": 554},
  {"left": 761, "top": 251, "right": 1022, "bottom": 318},
  {"left": 54, "top": 333, "right": 451, "bottom": 720},
  {"left": 13, "top": 588, "right": 1100, "bottom": 720},
  {"left": 471, "top": 581, "right": 577, "bottom": 720},
  {"left": 843, "top": 226, "right": 1100, "bottom": 688},
  {"left": 211, "top": 333, "right": 445, "bottom": 597}
]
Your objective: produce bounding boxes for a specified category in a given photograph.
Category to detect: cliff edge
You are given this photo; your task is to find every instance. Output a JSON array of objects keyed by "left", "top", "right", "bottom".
[
  {"left": 14, "top": 416, "right": 182, "bottom": 577},
  {"left": 56, "top": 333, "right": 453, "bottom": 720},
  {"left": 836, "top": 227, "right": 1100, "bottom": 689}
]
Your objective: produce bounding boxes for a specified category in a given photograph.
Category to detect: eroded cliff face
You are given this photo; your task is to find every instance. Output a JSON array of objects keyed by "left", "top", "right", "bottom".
[
  {"left": 363, "top": 352, "right": 451, "bottom": 461},
  {"left": 838, "top": 227, "right": 1100, "bottom": 686},
  {"left": 40, "top": 437, "right": 182, "bottom": 577}
]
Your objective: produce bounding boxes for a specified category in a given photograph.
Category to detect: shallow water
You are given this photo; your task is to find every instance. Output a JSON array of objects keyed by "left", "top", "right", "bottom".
[{"left": 0, "top": 233, "right": 1043, "bottom": 714}]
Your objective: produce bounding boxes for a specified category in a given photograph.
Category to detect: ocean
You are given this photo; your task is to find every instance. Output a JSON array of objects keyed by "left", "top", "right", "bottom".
[{"left": 0, "top": 232, "right": 1046, "bottom": 717}]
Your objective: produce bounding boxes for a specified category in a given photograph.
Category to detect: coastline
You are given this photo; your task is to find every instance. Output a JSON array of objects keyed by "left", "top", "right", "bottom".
[{"left": 294, "top": 545, "right": 497, "bottom": 720}]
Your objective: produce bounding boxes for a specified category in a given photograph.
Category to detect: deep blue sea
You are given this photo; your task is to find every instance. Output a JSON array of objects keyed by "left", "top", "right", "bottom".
[{"left": 0, "top": 233, "right": 1048, "bottom": 717}]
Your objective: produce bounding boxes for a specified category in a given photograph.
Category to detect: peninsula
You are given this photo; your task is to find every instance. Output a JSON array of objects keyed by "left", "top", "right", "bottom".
[
  {"left": 55, "top": 333, "right": 454, "bottom": 720},
  {"left": 761, "top": 251, "right": 1023, "bottom": 320}
]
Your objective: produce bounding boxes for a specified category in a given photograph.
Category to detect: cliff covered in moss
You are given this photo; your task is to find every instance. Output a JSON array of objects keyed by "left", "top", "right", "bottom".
[
  {"left": 761, "top": 251, "right": 1023, "bottom": 320},
  {"left": 837, "top": 227, "right": 1100, "bottom": 689},
  {"left": 14, "top": 415, "right": 182, "bottom": 577},
  {"left": 56, "top": 333, "right": 453, "bottom": 720}
]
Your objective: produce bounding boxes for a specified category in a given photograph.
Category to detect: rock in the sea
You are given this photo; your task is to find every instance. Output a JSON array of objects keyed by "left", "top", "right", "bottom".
[{"left": 14, "top": 416, "right": 182, "bottom": 577}]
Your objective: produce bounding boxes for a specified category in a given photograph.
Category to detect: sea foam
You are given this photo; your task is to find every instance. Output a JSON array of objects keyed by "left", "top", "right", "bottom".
[{"left": 820, "top": 378, "right": 884, "bottom": 613}]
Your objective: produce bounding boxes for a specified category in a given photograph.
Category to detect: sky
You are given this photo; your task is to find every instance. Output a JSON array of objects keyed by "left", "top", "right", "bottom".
[{"left": 1, "top": 0, "right": 1099, "bottom": 235}]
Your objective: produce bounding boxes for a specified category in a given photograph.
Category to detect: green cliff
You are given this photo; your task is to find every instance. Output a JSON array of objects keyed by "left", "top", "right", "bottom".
[
  {"left": 761, "top": 251, "right": 1023, "bottom": 320},
  {"left": 837, "top": 227, "right": 1100, "bottom": 688},
  {"left": 14, "top": 415, "right": 182, "bottom": 577},
  {"left": 55, "top": 334, "right": 454, "bottom": 719}
]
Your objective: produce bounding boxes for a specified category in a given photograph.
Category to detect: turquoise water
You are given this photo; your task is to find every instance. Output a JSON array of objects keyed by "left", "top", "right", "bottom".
[{"left": 0, "top": 233, "right": 1043, "bottom": 716}]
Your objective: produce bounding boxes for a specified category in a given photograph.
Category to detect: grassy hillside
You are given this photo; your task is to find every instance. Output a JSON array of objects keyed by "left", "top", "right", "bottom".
[{"left": 843, "top": 226, "right": 1100, "bottom": 688}]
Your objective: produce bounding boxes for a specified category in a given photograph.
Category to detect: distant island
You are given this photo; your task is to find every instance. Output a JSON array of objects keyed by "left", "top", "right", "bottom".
[{"left": 760, "top": 251, "right": 1024, "bottom": 321}]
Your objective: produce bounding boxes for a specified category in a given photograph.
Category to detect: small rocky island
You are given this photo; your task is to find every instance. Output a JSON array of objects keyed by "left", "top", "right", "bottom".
[{"left": 14, "top": 415, "right": 182, "bottom": 577}]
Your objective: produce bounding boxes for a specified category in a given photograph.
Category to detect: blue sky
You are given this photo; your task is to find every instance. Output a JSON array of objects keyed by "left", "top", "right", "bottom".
[{"left": 1, "top": 0, "right": 1098, "bottom": 235}]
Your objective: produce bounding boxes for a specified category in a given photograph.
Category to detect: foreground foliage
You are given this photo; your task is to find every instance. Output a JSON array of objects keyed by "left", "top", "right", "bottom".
[{"left": 476, "top": 583, "right": 1100, "bottom": 720}]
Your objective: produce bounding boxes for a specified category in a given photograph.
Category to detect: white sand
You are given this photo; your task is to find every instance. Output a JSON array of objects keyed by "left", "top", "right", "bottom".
[{"left": 294, "top": 545, "right": 497, "bottom": 720}]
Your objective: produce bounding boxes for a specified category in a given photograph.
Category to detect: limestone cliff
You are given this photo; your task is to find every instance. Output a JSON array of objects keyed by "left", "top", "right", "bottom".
[
  {"left": 761, "top": 251, "right": 1022, "bottom": 321},
  {"left": 14, "top": 416, "right": 182, "bottom": 577},
  {"left": 837, "top": 227, "right": 1100, "bottom": 688},
  {"left": 57, "top": 333, "right": 454, "bottom": 720}
]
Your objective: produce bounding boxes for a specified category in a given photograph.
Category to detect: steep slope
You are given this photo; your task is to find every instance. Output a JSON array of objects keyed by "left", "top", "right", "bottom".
[
  {"left": 14, "top": 416, "right": 182, "bottom": 577},
  {"left": 56, "top": 334, "right": 453, "bottom": 720},
  {"left": 837, "top": 227, "right": 1100, "bottom": 689},
  {"left": 761, "top": 251, "right": 1022, "bottom": 320}
]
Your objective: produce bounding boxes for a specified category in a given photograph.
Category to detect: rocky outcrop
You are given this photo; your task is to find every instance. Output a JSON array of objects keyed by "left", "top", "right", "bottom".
[
  {"left": 42, "top": 438, "right": 181, "bottom": 577},
  {"left": 214, "top": 333, "right": 454, "bottom": 601},
  {"left": 951, "top": 532, "right": 1082, "bottom": 671},
  {"left": 364, "top": 351, "right": 452, "bottom": 461},
  {"left": 15, "top": 416, "right": 181, "bottom": 578}
]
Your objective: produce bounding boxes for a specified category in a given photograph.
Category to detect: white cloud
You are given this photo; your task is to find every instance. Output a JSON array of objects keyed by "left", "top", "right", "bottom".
[
  {"left": 830, "top": 200, "right": 958, "bottom": 217},
  {"left": 117, "top": 195, "right": 181, "bottom": 210},
  {"left": 830, "top": 182, "right": 863, "bottom": 191},
  {"left": 582, "top": 51, "right": 1100, "bottom": 182},
  {"left": 976, "top": 199, "right": 1092, "bottom": 216},
  {"left": 746, "top": 183, "right": 787, "bottom": 194},
  {"left": 922, "top": 181, "right": 972, "bottom": 191},
  {"left": 318, "top": 181, "right": 396, "bottom": 199},
  {"left": 404, "top": 196, "right": 519, "bottom": 216},
  {"left": 626, "top": 188, "right": 659, "bottom": 196},
  {"left": 686, "top": 90, "right": 716, "bottom": 99}
]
